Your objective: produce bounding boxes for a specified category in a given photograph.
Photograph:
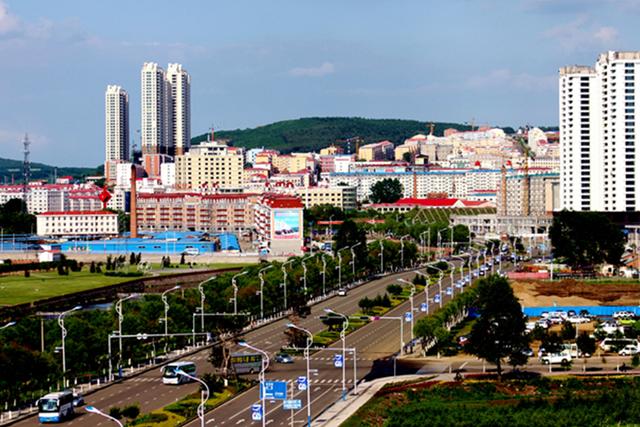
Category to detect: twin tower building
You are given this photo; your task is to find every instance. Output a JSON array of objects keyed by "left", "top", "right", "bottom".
[{"left": 104, "top": 63, "right": 191, "bottom": 181}]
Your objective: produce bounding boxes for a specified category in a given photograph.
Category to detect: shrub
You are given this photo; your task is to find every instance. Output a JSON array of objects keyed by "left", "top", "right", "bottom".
[
  {"left": 131, "top": 412, "right": 168, "bottom": 425},
  {"left": 108, "top": 407, "right": 122, "bottom": 420},
  {"left": 121, "top": 404, "right": 140, "bottom": 420},
  {"left": 387, "top": 284, "right": 402, "bottom": 296}
]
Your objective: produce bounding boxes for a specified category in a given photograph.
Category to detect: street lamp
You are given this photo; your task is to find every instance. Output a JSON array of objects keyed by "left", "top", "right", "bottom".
[
  {"left": 238, "top": 341, "right": 269, "bottom": 427},
  {"left": 400, "top": 235, "right": 410, "bottom": 269},
  {"left": 302, "top": 255, "right": 314, "bottom": 294},
  {"left": 398, "top": 279, "right": 415, "bottom": 341},
  {"left": 324, "top": 308, "right": 348, "bottom": 400},
  {"left": 115, "top": 294, "right": 137, "bottom": 370},
  {"left": 85, "top": 406, "right": 123, "bottom": 427},
  {"left": 337, "top": 247, "right": 349, "bottom": 289},
  {"left": 231, "top": 271, "right": 248, "bottom": 315},
  {"left": 444, "top": 260, "right": 456, "bottom": 297},
  {"left": 176, "top": 369, "right": 209, "bottom": 427},
  {"left": 379, "top": 240, "right": 384, "bottom": 274},
  {"left": 198, "top": 277, "right": 216, "bottom": 332},
  {"left": 350, "top": 242, "right": 362, "bottom": 280},
  {"left": 162, "top": 286, "right": 180, "bottom": 354},
  {"left": 282, "top": 259, "right": 295, "bottom": 310},
  {"left": 287, "top": 323, "right": 313, "bottom": 427},
  {"left": 0, "top": 321, "right": 15, "bottom": 330},
  {"left": 415, "top": 271, "right": 430, "bottom": 314},
  {"left": 321, "top": 254, "right": 327, "bottom": 296},
  {"left": 329, "top": 214, "right": 334, "bottom": 237},
  {"left": 258, "top": 265, "right": 273, "bottom": 319},
  {"left": 451, "top": 255, "right": 466, "bottom": 285},
  {"left": 58, "top": 305, "right": 81, "bottom": 387},
  {"left": 428, "top": 264, "right": 444, "bottom": 308}
]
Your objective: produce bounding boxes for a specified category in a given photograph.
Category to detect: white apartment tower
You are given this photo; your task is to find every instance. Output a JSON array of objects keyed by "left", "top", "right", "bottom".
[
  {"left": 166, "top": 63, "right": 191, "bottom": 156},
  {"left": 141, "top": 62, "right": 168, "bottom": 155},
  {"left": 104, "top": 85, "right": 129, "bottom": 182},
  {"left": 560, "top": 51, "right": 640, "bottom": 212}
]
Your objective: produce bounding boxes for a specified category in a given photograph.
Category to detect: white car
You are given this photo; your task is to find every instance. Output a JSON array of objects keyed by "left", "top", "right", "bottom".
[
  {"left": 619, "top": 345, "right": 640, "bottom": 356},
  {"left": 597, "top": 321, "right": 623, "bottom": 335},
  {"left": 567, "top": 315, "right": 590, "bottom": 324},
  {"left": 540, "top": 351, "right": 572, "bottom": 365},
  {"left": 613, "top": 311, "right": 635, "bottom": 319},
  {"left": 337, "top": 288, "right": 347, "bottom": 296}
]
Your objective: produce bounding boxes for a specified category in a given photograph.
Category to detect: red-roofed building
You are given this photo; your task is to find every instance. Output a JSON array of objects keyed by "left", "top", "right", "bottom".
[
  {"left": 36, "top": 210, "right": 118, "bottom": 237},
  {"left": 365, "top": 197, "right": 494, "bottom": 213},
  {"left": 254, "top": 193, "right": 304, "bottom": 255}
]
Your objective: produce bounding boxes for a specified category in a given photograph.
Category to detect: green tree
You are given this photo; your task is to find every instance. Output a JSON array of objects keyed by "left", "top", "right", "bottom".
[
  {"left": 334, "top": 219, "right": 366, "bottom": 258},
  {"left": 576, "top": 332, "right": 596, "bottom": 357},
  {"left": 550, "top": 211, "right": 624, "bottom": 268},
  {"left": 466, "top": 275, "right": 528, "bottom": 380},
  {"left": 369, "top": 178, "right": 403, "bottom": 204},
  {"left": 560, "top": 321, "right": 576, "bottom": 341},
  {"left": 0, "top": 199, "right": 35, "bottom": 234},
  {"left": 386, "top": 284, "right": 402, "bottom": 296}
]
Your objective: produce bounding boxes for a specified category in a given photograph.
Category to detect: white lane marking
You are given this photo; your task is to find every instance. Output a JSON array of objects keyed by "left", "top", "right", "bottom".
[{"left": 236, "top": 419, "right": 245, "bottom": 424}]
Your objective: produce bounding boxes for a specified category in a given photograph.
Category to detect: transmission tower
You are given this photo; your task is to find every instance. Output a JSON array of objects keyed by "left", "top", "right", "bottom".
[{"left": 22, "top": 133, "right": 31, "bottom": 212}]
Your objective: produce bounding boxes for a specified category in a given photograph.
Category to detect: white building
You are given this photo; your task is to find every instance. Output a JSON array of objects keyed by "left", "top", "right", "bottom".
[
  {"left": 36, "top": 211, "right": 119, "bottom": 237},
  {"left": 141, "top": 62, "right": 168, "bottom": 155},
  {"left": 104, "top": 85, "right": 129, "bottom": 182},
  {"left": 560, "top": 51, "right": 640, "bottom": 212},
  {"left": 166, "top": 63, "right": 191, "bottom": 156},
  {"left": 160, "top": 162, "right": 176, "bottom": 187}
]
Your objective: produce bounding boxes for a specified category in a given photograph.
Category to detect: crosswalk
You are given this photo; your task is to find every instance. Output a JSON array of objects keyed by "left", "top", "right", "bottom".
[{"left": 127, "top": 376, "right": 354, "bottom": 384}]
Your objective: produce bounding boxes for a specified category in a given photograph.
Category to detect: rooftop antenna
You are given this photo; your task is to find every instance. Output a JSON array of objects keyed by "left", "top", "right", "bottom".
[{"left": 22, "top": 133, "right": 31, "bottom": 212}]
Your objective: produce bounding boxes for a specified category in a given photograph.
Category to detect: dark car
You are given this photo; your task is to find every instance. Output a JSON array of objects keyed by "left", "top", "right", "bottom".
[{"left": 274, "top": 353, "right": 294, "bottom": 364}]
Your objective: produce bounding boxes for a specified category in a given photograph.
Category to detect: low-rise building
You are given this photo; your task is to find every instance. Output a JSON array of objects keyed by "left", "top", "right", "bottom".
[
  {"left": 254, "top": 193, "right": 304, "bottom": 256},
  {"left": 175, "top": 141, "right": 244, "bottom": 190},
  {"left": 296, "top": 186, "right": 358, "bottom": 210},
  {"left": 36, "top": 211, "right": 119, "bottom": 237},
  {"left": 357, "top": 140, "right": 394, "bottom": 161}
]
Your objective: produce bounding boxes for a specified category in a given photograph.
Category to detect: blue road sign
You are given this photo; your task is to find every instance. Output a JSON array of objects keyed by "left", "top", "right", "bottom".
[
  {"left": 333, "top": 354, "right": 344, "bottom": 368},
  {"left": 251, "top": 404, "right": 262, "bottom": 421},
  {"left": 297, "top": 376, "right": 308, "bottom": 391},
  {"left": 260, "top": 380, "right": 287, "bottom": 400},
  {"left": 420, "top": 303, "right": 428, "bottom": 312},
  {"left": 446, "top": 287, "right": 452, "bottom": 296},
  {"left": 404, "top": 312, "right": 412, "bottom": 322},
  {"left": 283, "top": 399, "right": 302, "bottom": 410},
  {"left": 434, "top": 294, "right": 441, "bottom": 303}
]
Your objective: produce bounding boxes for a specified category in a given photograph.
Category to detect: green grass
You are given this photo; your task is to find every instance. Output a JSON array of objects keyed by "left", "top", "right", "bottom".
[
  {"left": 0, "top": 270, "right": 137, "bottom": 306},
  {"left": 152, "top": 262, "right": 256, "bottom": 273}
]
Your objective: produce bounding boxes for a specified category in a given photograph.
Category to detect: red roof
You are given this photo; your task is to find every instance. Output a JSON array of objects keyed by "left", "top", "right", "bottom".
[
  {"left": 260, "top": 193, "right": 304, "bottom": 208},
  {"left": 38, "top": 210, "right": 116, "bottom": 216}
]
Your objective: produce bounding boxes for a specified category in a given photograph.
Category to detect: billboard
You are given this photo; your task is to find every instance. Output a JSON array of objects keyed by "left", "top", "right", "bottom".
[{"left": 273, "top": 209, "right": 301, "bottom": 240}]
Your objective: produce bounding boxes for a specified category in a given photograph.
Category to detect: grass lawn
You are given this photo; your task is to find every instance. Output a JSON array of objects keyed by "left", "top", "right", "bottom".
[{"left": 0, "top": 270, "right": 137, "bottom": 306}]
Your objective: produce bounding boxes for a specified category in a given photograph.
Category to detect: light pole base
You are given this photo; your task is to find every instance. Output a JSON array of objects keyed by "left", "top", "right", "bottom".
[
  {"left": 342, "top": 390, "right": 347, "bottom": 401},
  {"left": 307, "top": 415, "right": 312, "bottom": 427}
]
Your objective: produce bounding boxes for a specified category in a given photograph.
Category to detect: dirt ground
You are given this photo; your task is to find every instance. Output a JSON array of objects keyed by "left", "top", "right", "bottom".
[{"left": 512, "top": 279, "right": 640, "bottom": 307}]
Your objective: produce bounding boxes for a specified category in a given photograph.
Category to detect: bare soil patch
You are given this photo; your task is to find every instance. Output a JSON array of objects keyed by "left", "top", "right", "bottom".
[{"left": 512, "top": 279, "right": 640, "bottom": 307}]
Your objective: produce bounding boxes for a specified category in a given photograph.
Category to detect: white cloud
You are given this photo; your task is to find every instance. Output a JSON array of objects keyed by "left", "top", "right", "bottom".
[
  {"left": 0, "top": 1, "right": 20, "bottom": 34},
  {"left": 289, "top": 62, "right": 335, "bottom": 77},
  {"left": 543, "top": 16, "right": 619, "bottom": 51}
]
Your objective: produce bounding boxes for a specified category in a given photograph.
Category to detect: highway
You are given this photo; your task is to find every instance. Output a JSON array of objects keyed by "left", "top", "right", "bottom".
[{"left": 14, "top": 265, "right": 443, "bottom": 427}]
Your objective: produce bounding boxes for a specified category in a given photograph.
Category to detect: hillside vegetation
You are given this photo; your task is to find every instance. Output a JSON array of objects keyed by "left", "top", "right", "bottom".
[
  {"left": 0, "top": 157, "right": 99, "bottom": 183},
  {"left": 192, "top": 117, "right": 479, "bottom": 153}
]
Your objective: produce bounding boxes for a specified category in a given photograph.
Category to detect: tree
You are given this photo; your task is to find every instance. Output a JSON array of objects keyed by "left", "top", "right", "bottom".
[
  {"left": 358, "top": 296, "right": 374, "bottom": 314},
  {"left": 466, "top": 275, "right": 528, "bottom": 381},
  {"left": 334, "top": 219, "right": 366, "bottom": 258},
  {"left": 386, "top": 284, "right": 402, "bottom": 296},
  {"left": 576, "top": 332, "right": 596, "bottom": 357},
  {"left": 370, "top": 178, "right": 403, "bottom": 204},
  {"left": 0, "top": 199, "right": 36, "bottom": 234},
  {"left": 560, "top": 321, "right": 576, "bottom": 341},
  {"left": 550, "top": 211, "right": 624, "bottom": 268}
]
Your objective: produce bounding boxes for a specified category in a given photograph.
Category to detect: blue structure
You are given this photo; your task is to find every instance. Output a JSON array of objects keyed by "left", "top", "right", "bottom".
[
  {"left": 523, "top": 305, "right": 640, "bottom": 317},
  {"left": 59, "top": 231, "right": 240, "bottom": 254}
]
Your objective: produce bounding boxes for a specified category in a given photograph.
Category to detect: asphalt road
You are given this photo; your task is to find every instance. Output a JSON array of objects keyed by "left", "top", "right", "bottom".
[{"left": 15, "top": 266, "right": 436, "bottom": 427}]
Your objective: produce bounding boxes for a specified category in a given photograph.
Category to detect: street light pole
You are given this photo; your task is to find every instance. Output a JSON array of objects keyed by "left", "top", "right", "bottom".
[
  {"left": 258, "top": 265, "right": 273, "bottom": 319},
  {"left": 321, "top": 254, "right": 327, "bottom": 296},
  {"left": 162, "top": 286, "right": 180, "bottom": 354},
  {"left": 337, "top": 247, "right": 349, "bottom": 289},
  {"left": 238, "top": 341, "right": 269, "bottom": 427},
  {"left": 400, "top": 235, "right": 410, "bottom": 269},
  {"left": 287, "top": 323, "right": 313, "bottom": 427},
  {"left": 325, "top": 308, "right": 348, "bottom": 400},
  {"left": 115, "top": 294, "right": 136, "bottom": 369},
  {"left": 415, "top": 271, "right": 430, "bottom": 314},
  {"left": 0, "top": 321, "right": 15, "bottom": 331},
  {"left": 231, "top": 271, "right": 248, "bottom": 315},
  {"left": 85, "top": 406, "right": 123, "bottom": 427},
  {"left": 58, "top": 305, "right": 81, "bottom": 387},
  {"left": 379, "top": 240, "right": 384, "bottom": 274},
  {"left": 282, "top": 259, "right": 295, "bottom": 310},
  {"left": 198, "top": 277, "right": 215, "bottom": 332},
  {"left": 350, "top": 242, "right": 362, "bottom": 280},
  {"left": 398, "top": 279, "right": 415, "bottom": 341},
  {"left": 176, "top": 369, "right": 209, "bottom": 427}
]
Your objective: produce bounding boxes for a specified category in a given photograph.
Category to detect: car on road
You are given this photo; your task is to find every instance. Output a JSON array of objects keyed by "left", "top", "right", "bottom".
[
  {"left": 567, "top": 315, "right": 590, "bottom": 324},
  {"left": 540, "top": 351, "right": 572, "bottom": 365},
  {"left": 613, "top": 310, "right": 636, "bottom": 319},
  {"left": 72, "top": 392, "right": 84, "bottom": 407},
  {"left": 274, "top": 353, "right": 294, "bottom": 363},
  {"left": 619, "top": 345, "right": 640, "bottom": 356},
  {"left": 337, "top": 288, "right": 347, "bottom": 296}
]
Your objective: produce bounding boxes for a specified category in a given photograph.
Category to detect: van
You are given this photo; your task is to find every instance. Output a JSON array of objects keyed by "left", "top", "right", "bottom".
[{"left": 600, "top": 338, "right": 639, "bottom": 352}]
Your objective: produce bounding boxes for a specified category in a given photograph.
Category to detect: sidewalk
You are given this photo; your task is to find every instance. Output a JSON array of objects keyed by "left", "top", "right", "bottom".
[{"left": 315, "top": 373, "right": 452, "bottom": 427}]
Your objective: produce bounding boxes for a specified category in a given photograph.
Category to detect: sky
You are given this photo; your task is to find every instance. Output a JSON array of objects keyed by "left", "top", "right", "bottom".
[{"left": 1, "top": 0, "right": 640, "bottom": 166}]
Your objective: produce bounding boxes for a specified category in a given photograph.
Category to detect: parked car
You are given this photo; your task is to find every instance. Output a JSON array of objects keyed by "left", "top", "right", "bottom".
[
  {"left": 619, "top": 345, "right": 640, "bottom": 356},
  {"left": 613, "top": 311, "right": 636, "bottom": 319},
  {"left": 567, "top": 315, "right": 590, "bottom": 324},
  {"left": 520, "top": 347, "right": 534, "bottom": 357},
  {"left": 540, "top": 351, "right": 572, "bottom": 365},
  {"left": 72, "top": 392, "right": 84, "bottom": 407},
  {"left": 274, "top": 353, "right": 294, "bottom": 364}
]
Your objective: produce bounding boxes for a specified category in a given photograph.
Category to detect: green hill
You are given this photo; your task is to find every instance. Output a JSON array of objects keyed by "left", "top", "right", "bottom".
[
  {"left": 0, "top": 157, "right": 100, "bottom": 183},
  {"left": 192, "top": 117, "right": 483, "bottom": 153}
]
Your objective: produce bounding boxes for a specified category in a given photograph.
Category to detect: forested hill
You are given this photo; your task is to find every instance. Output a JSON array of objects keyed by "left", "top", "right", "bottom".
[
  {"left": 191, "top": 117, "right": 498, "bottom": 153},
  {"left": 0, "top": 157, "right": 99, "bottom": 183}
]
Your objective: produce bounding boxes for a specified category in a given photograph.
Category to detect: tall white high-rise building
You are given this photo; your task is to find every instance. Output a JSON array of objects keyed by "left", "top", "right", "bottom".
[
  {"left": 166, "top": 63, "right": 191, "bottom": 156},
  {"left": 141, "top": 62, "right": 168, "bottom": 155},
  {"left": 105, "top": 85, "right": 129, "bottom": 182},
  {"left": 560, "top": 51, "right": 640, "bottom": 212}
]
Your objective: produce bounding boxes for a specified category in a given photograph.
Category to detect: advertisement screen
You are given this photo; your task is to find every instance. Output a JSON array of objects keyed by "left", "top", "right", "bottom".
[{"left": 273, "top": 210, "right": 301, "bottom": 239}]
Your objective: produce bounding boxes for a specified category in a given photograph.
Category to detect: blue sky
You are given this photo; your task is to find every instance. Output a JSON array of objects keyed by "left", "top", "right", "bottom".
[{"left": 0, "top": 0, "right": 639, "bottom": 166}]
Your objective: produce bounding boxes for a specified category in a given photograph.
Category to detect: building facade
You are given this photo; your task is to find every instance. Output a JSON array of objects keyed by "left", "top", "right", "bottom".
[
  {"left": 166, "top": 63, "right": 191, "bottom": 156},
  {"left": 175, "top": 141, "right": 244, "bottom": 190},
  {"left": 105, "top": 85, "right": 129, "bottom": 183},
  {"left": 254, "top": 193, "right": 304, "bottom": 256},
  {"left": 36, "top": 211, "right": 119, "bottom": 237},
  {"left": 295, "top": 186, "right": 358, "bottom": 210},
  {"left": 141, "top": 62, "right": 168, "bottom": 155}
]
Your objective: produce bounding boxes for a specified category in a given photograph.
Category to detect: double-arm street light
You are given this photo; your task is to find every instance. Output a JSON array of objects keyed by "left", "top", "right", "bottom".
[
  {"left": 176, "top": 368, "right": 210, "bottom": 427},
  {"left": 337, "top": 247, "right": 349, "bottom": 289},
  {"left": 287, "top": 323, "right": 313, "bottom": 427},
  {"left": 415, "top": 271, "right": 430, "bottom": 314},
  {"left": 58, "top": 305, "right": 81, "bottom": 386},
  {"left": 400, "top": 235, "right": 410, "bottom": 269},
  {"left": 115, "top": 294, "right": 137, "bottom": 368},
  {"left": 325, "top": 308, "right": 348, "bottom": 400},
  {"left": 258, "top": 265, "right": 273, "bottom": 319},
  {"left": 162, "top": 286, "right": 180, "bottom": 354},
  {"left": 231, "top": 271, "right": 248, "bottom": 315},
  {"left": 398, "top": 279, "right": 416, "bottom": 341},
  {"left": 282, "top": 259, "right": 295, "bottom": 310},
  {"left": 350, "top": 242, "right": 362, "bottom": 280},
  {"left": 321, "top": 254, "right": 327, "bottom": 296},
  {"left": 238, "top": 341, "right": 269, "bottom": 427},
  {"left": 198, "top": 277, "right": 216, "bottom": 331},
  {"left": 428, "top": 264, "right": 444, "bottom": 308},
  {"left": 379, "top": 240, "right": 384, "bottom": 274}
]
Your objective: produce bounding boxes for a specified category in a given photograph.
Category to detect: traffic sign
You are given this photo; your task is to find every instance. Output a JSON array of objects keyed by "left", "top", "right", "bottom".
[
  {"left": 404, "top": 312, "right": 412, "bottom": 322},
  {"left": 333, "top": 354, "right": 343, "bottom": 368},
  {"left": 260, "top": 380, "right": 287, "bottom": 400},
  {"left": 434, "top": 294, "right": 441, "bottom": 303},
  {"left": 251, "top": 404, "right": 262, "bottom": 421},
  {"left": 297, "top": 376, "right": 308, "bottom": 391},
  {"left": 283, "top": 399, "right": 302, "bottom": 410},
  {"left": 420, "top": 303, "right": 428, "bottom": 312},
  {"left": 446, "top": 287, "right": 452, "bottom": 296}
]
